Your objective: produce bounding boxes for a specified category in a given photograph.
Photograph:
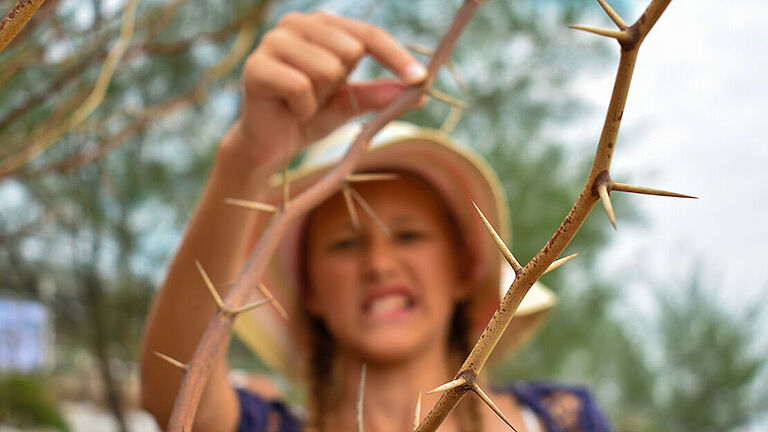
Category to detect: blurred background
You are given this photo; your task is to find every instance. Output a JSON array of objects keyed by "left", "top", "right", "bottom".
[{"left": 1, "top": 0, "right": 766, "bottom": 431}]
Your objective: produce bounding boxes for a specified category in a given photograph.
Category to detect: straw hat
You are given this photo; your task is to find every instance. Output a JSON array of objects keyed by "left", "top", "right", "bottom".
[{"left": 233, "top": 122, "right": 556, "bottom": 381}]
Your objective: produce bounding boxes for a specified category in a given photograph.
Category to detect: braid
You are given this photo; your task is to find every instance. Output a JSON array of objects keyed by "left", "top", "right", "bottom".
[
  {"left": 304, "top": 317, "right": 334, "bottom": 432},
  {"left": 450, "top": 302, "right": 483, "bottom": 432}
]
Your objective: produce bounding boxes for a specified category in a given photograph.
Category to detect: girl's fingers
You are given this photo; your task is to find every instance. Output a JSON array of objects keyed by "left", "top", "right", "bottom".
[
  {"left": 314, "top": 12, "right": 428, "bottom": 85},
  {"left": 303, "top": 80, "right": 420, "bottom": 142},
  {"left": 243, "top": 54, "right": 318, "bottom": 121},
  {"left": 262, "top": 29, "right": 347, "bottom": 103},
  {"left": 278, "top": 12, "right": 365, "bottom": 68},
  {"left": 243, "top": 12, "right": 426, "bottom": 126}
]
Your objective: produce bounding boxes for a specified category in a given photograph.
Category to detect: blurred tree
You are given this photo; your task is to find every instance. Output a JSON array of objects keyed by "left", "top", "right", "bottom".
[
  {"left": 0, "top": 374, "right": 70, "bottom": 431},
  {"left": 650, "top": 274, "right": 768, "bottom": 432},
  {"left": 1, "top": 0, "right": 272, "bottom": 426}
]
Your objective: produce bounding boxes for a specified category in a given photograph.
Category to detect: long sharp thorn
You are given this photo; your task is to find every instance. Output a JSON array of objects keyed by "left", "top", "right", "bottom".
[
  {"left": 426, "top": 87, "right": 470, "bottom": 110},
  {"left": 441, "top": 105, "right": 463, "bottom": 134},
  {"left": 407, "top": 43, "right": 468, "bottom": 96},
  {"left": 610, "top": 182, "right": 698, "bottom": 199},
  {"left": 568, "top": 25, "right": 629, "bottom": 43},
  {"left": 349, "top": 188, "right": 391, "bottom": 237},
  {"left": 413, "top": 389, "right": 422, "bottom": 431},
  {"left": 446, "top": 62, "right": 470, "bottom": 96},
  {"left": 195, "top": 261, "right": 227, "bottom": 311},
  {"left": 472, "top": 201, "right": 523, "bottom": 275},
  {"left": 231, "top": 298, "right": 274, "bottom": 314},
  {"left": 258, "top": 283, "right": 289, "bottom": 320},
  {"left": 342, "top": 186, "right": 361, "bottom": 230},
  {"left": 347, "top": 173, "right": 399, "bottom": 183},
  {"left": 407, "top": 42, "right": 433, "bottom": 57},
  {"left": 471, "top": 383, "right": 518, "bottom": 432},
  {"left": 357, "top": 364, "right": 367, "bottom": 432},
  {"left": 223, "top": 198, "right": 277, "bottom": 213},
  {"left": 282, "top": 160, "right": 290, "bottom": 209},
  {"left": 543, "top": 253, "right": 579, "bottom": 275},
  {"left": 346, "top": 84, "right": 360, "bottom": 116},
  {"left": 426, "top": 377, "right": 468, "bottom": 395},
  {"left": 597, "top": 184, "right": 617, "bottom": 230},
  {"left": 596, "top": 0, "right": 627, "bottom": 29},
  {"left": 154, "top": 351, "right": 187, "bottom": 371}
]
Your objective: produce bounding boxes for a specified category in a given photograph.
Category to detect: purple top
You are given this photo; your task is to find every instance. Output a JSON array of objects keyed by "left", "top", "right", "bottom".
[{"left": 237, "top": 381, "right": 611, "bottom": 432}]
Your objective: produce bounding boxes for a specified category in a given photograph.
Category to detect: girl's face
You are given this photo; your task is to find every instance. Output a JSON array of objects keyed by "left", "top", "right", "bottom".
[{"left": 305, "top": 174, "right": 469, "bottom": 364}]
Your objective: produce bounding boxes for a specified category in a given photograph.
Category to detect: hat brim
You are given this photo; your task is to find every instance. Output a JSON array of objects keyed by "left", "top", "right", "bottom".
[{"left": 233, "top": 122, "right": 555, "bottom": 380}]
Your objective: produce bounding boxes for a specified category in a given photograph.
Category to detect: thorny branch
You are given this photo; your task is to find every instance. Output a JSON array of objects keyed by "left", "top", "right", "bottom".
[
  {"left": 1, "top": 3, "right": 267, "bottom": 181},
  {"left": 415, "top": 0, "right": 693, "bottom": 430},
  {"left": 1, "top": 0, "right": 693, "bottom": 428},
  {"left": 165, "top": 0, "right": 698, "bottom": 430},
  {"left": 166, "top": 1, "right": 487, "bottom": 430},
  {"left": 0, "top": 0, "right": 269, "bottom": 181},
  {"left": 0, "top": 0, "right": 47, "bottom": 53},
  {"left": 0, "top": 0, "right": 139, "bottom": 179}
]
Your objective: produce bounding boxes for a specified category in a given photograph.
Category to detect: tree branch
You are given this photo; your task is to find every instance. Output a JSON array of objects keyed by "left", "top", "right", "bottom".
[
  {"left": 0, "top": 0, "right": 47, "bottom": 53},
  {"left": 166, "top": 1, "right": 487, "bottom": 430},
  {"left": 0, "top": 0, "right": 138, "bottom": 178},
  {"left": 415, "top": 0, "right": 673, "bottom": 429}
]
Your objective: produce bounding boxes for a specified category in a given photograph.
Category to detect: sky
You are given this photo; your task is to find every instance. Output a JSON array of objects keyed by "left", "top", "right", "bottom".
[{"left": 560, "top": 0, "right": 768, "bottom": 324}]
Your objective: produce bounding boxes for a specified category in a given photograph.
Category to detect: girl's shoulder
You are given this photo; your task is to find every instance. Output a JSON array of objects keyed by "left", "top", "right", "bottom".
[
  {"left": 501, "top": 381, "right": 612, "bottom": 432},
  {"left": 236, "top": 387, "right": 302, "bottom": 432}
]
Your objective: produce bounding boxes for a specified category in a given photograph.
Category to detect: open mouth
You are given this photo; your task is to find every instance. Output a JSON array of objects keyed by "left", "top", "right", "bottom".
[{"left": 362, "top": 288, "right": 416, "bottom": 319}]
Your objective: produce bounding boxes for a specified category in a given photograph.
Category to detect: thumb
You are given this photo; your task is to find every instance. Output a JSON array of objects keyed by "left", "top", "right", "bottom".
[
  {"left": 302, "top": 80, "right": 423, "bottom": 143},
  {"left": 339, "top": 79, "right": 412, "bottom": 113}
]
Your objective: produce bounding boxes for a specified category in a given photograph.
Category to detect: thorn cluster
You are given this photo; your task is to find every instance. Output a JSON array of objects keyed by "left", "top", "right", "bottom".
[
  {"left": 348, "top": 187, "right": 391, "bottom": 237},
  {"left": 610, "top": 182, "right": 696, "bottom": 199},
  {"left": 596, "top": 183, "right": 617, "bottom": 230},
  {"left": 346, "top": 173, "right": 399, "bottom": 183},
  {"left": 154, "top": 351, "right": 187, "bottom": 371},
  {"left": 356, "top": 364, "right": 367, "bottom": 432},
  {"left": 472, "top": 202, "right": 523, "bottom": 275},
  {"left": 426, "top": 87, "right": 470, "bottom": 110},
  {"left": 425, "top": 375, "right": 518, "bottom": 431},
  {"left": 470, "top": 383, "right": 518, "bottom": 431},
  {"left": 413, "top": 390, "right": 422, "bottom": 431},
  {"left": 282, "top": 161, "right": 290, "bottom": 209},
  {"left": 593, "top": 176, "right": 697, "bottom": 230},
  {"left": 568, "top": 0, "right": 630, "bottom": 44},
  {"left": 597, "top": 0, "right": 627, "bottom": 29},
  {"left": 340, "top": 174, "right": 399, "bottom": 232},
  {"left": 542, "top": 253, "right": 579, "bottom": 276},
  {"left": 224, "top": 198, "right": 277, "bottom": 214},
  {"left": 568, "top": 24, "right": 630, "bottom": 44},
  {"left": 406, "top": 43, "right": 469, "bottom": 95},
  {"left": 426, "top": 377, "right": 468, "bottom": 395},
  {"left": 195, "top": 261, "right": 275, "bottom": 316},
  {"left": 342, "top": 186, "right": 361, "bottom": 230},
  {"left": 257, "top": 283, "right": 290, "bottom": 320}
]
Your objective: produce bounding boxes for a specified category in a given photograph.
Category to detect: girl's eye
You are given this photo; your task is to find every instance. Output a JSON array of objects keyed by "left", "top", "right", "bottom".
[
  {"left": 329, "top": 237, "right": 361, "bottom": 251},
  {"left": 395, "top": 230, "right": 427, "bottom": 243}
]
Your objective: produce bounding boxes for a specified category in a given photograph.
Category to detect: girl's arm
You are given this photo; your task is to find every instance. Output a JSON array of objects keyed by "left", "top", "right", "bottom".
[{"left": 139, "top": 11, "right": 427, "bottom": 431}]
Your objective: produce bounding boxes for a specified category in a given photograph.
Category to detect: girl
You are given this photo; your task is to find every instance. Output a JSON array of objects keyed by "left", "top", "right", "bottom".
[{"left": 140, "top": 11, "right": 610, "bottom": 432}]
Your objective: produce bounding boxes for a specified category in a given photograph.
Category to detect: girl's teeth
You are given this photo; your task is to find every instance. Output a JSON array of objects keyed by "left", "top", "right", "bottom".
[{"left": 370, "top": 294, "right": 409, "bottom": 314}]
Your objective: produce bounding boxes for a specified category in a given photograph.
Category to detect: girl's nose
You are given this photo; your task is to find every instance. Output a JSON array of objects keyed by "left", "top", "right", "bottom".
[{"left": 361, "top": 233, "right": 399, "bottom": 283}]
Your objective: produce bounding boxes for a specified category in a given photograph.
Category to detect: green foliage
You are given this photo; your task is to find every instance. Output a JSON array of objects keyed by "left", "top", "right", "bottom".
[
  {"left": 651, "top": 274, "right": 768, "bottom": 432},
  {"left": 0, "top": 374, "right": 70, "bottom": 431}
]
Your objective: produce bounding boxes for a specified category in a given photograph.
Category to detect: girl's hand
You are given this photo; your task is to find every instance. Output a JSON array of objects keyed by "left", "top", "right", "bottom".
[{"left": 223, "top": 11, "right": 428, "bottom": 173}]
